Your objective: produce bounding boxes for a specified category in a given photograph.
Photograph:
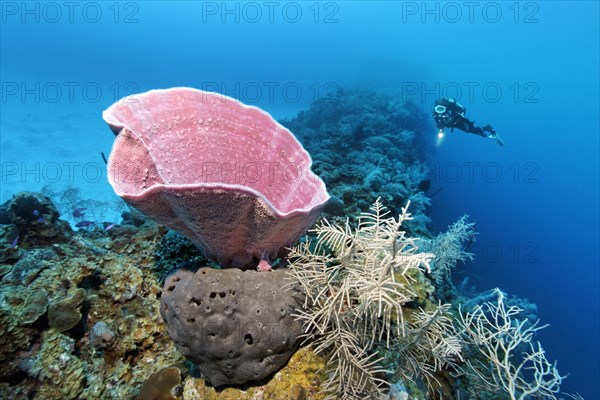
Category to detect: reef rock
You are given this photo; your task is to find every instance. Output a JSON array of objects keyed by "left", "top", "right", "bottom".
[
  {"left": 160, "top": 267, "right": 305, "bottom": 386},
  {"left": 0, "top": 191, "right": 70, "bottom": 246}
]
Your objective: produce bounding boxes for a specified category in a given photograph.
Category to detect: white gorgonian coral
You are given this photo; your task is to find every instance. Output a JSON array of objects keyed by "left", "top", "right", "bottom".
[{"left": 287, "top": 199, "right": 461, "bottom": 399}]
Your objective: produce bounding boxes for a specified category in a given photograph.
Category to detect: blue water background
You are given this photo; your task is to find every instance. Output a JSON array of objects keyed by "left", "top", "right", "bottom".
[{"left": 1, "top": 2, "right": 598, "bottom": 397}]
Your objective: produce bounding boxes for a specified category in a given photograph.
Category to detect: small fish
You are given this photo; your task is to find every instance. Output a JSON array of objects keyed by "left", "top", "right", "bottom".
[
  {"left": 75, "top": 220, "right": 95, "bottom": 228},
  {"left": 103, "top": 223, "right": 115, "bottom": 231},
  {"left": 10, "top": 235, "right": 19, "bottom": 249},
  {"left": 72, "top": 207, "right": 87, "bottom": 218},
  {"left": 31, "top": 210, "right": 45, "bottom": 223}
]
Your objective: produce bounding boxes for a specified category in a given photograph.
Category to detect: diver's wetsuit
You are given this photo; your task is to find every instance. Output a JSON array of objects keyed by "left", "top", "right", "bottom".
[{"left": 433, "top": 98, "right": 496, "bottom": 137}]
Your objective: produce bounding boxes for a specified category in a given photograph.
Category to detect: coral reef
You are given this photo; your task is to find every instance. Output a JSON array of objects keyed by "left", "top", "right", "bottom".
[
  {"left": 281, "top": 88, "right": 434, "bottom": 235},
  {"left": 0, "top": 190, "right": 572, "bottom": 399},
  {"left": 0, "top": 223, "right": 21, "bottom": 263},
  {"left": 0, "top": 192, "right": 183, "bottom": 400},
  {"left": 27, "top": 331, "right": 86, "bottom": 399},
  {"left": 0, "top": 90, "right": 576, "bottom": 400},
  {"left": 0, "top": 191, "right": 71, "bottom": 248},
  {"left": 0, "top": 191, "right": 328, "bottom": 399}
]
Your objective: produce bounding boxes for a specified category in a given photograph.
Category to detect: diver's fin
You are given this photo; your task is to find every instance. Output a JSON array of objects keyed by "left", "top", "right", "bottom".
[{"left": 490, "top": 133, "right": 505, "bottom": 146}]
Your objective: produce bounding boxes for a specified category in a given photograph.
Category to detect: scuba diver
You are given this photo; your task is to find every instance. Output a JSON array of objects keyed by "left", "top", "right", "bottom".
[{"left": 433, "top": 98, "right": 504, "bottom": 146}]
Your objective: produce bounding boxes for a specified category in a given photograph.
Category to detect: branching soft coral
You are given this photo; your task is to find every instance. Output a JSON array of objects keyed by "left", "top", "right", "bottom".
[
  {"left": 417, "top": 215, "right": 477, "bottom": 285},
  {"left": 385, "top": 303, "right": 463, "bottom": 390},
  {"left": 458, "top": 289, "right": 565, "bottom": 400},
  {"left": 287, "top": 199, "right": 461, "bottom": 399}
]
